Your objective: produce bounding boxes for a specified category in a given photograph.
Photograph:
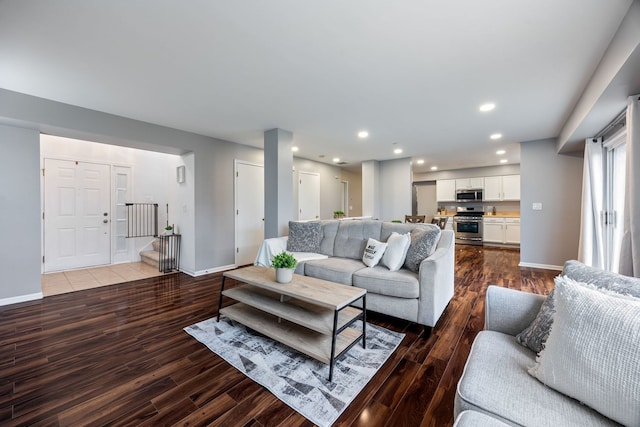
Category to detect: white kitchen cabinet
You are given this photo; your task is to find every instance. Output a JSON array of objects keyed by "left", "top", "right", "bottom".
[
  {"left": 483, "top": 175, "right": 520, "bottom": 201},
  {"left": 483, "top": 217, "right": 520, "bottom": 245},
  {"left": 455, "top": 177, "right": 484, "bottom": 190},
  {"left": 504, "top": 218, "right": 521, "bottom": 244},
  {"left": 502, "top": 175, "right": 521, "bottom": 200},
  {"left": 436, "top": 179, "right": 456, "bottom": 201},
  {"left": 483, "top": 217, "right": 504, "bottom": 243}
]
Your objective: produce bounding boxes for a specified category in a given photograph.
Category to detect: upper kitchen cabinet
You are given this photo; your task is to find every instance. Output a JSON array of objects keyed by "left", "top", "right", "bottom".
[
  {"left": 484, "top": 175, "right": 520, "bottom": 201},
  {"left": 455, "top": 177, "right": 484, "bottom": 190},
  {"left": 436, "top": 179, "right": 456, "bottom": 201}
]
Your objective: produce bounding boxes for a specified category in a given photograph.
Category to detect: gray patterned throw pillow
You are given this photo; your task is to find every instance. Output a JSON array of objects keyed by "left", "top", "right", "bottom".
[
  {"left": 403, "top": 226, "right": 441, "bottom": 272},
  {"left": 286, "top": 221, "right": 322, "bottom": 252},
  {"left": 516, "top": 260, "right": 640, "bottom": 354}
]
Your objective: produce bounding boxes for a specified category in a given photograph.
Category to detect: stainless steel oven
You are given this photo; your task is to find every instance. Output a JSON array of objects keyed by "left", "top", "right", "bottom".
[{"left": 454, "top": 207, "right": 484, "bottom": 245}]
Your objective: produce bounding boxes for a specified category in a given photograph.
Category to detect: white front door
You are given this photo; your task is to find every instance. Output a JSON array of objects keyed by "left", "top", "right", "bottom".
[
  {"left": 44, "top": 159, "right": 111, "bottom": 272},
  {"left": 298, "top": 171, "right": 320, "bottom": 220},
  {"left": 235, "top": 161, "right": 264, "bottom": 266}
]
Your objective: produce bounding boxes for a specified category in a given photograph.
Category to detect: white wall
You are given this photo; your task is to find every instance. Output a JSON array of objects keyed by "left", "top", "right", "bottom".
[{"left": 520, "top": 139, "right": 583, "bottom": 269}]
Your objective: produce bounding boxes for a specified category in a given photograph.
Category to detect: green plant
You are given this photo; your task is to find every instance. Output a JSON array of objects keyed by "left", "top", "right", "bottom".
[
  {"left": 165, "top": 225, "right": 173, "bottom": 231},
  {"left": 271, "top": 251, "right": 298, "bottom": 269},
  {"left": 333, "top": 210, "right": 345, "bottom": 216},
  {"left": 391, "top": 219, "right": 402, "bottom": 223}
]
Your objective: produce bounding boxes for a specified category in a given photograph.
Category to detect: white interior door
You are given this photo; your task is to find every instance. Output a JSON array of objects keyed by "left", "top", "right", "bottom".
[
  {"left": 298, "top": 171, "right": 320, "bottom": 220},
  {"left": 44, "top": 159, "right": 111, "bottom": 272},
  {"left": 236, "top": 162, "right": 264, "bottom": 266}
]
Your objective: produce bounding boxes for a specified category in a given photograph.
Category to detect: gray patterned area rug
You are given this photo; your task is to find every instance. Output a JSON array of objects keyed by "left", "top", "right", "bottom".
[{"left": 184, "top": 317, "right": 404, "bottom": 427}]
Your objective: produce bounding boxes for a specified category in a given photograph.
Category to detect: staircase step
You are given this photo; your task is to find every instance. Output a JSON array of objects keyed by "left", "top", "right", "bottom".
[{"left": 140, "top": 250, "right": 175, "bottom": 270}]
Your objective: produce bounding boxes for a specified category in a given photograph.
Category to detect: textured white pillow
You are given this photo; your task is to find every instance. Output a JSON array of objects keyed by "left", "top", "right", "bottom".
[
  {"left": 381, "top": 232, "right": 411, "bottom": 272},
  {"left": 528, "top": 276, "right": 640, "bottom": 427},
  {"left": 362, "top": 238, "right": 387, "bottom": 267}
]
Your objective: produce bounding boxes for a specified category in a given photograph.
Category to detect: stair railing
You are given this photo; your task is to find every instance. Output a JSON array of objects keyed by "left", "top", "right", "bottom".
[{"left": 125, "top": 203, "right": 158, "bottom": 238}]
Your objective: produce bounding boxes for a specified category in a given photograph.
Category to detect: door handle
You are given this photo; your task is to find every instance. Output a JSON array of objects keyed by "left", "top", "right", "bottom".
[{"left": 103, "top": 219, "right": 109, "bottom": 223}]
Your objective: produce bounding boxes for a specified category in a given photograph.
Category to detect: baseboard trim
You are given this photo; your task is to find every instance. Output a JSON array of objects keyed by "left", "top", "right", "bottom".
[
  {"left": 181, "top": 264, "right": 237, "bottom": 277},
  {"left": 0, "top": 292, "right": 43, "bottom": 307},
  {"left": 518, "top": 262, "right": 563, "bottom": 271}
]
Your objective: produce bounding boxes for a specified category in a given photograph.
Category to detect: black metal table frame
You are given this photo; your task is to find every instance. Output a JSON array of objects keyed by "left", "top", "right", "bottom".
[{"left": 216, "top": 275, "right": 367, "bottom": 382}]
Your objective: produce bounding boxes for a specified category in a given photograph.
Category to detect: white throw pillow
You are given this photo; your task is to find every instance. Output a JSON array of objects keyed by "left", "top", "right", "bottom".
[
  {"left": 528, "top": 276, "right": 640, "bottom": 427},
  {"left": 362, "top": 238, "right": 387, "bottom": 267},
  {"left": 381, "top": 232, "right": 411, "bottom": 272}
]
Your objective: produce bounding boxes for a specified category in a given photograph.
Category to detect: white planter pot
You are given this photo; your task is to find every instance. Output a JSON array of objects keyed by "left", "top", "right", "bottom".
[
  {"left": 165, "top": 229, "right": 173, "bottom": 235},
  {"left": 276, "top": 268, "right": 294, "bottom": 284}
]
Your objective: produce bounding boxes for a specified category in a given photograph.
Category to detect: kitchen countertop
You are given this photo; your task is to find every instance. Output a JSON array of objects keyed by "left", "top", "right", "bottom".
[{"left": 484, "top": 212, "right": 520, "bottom": 218}]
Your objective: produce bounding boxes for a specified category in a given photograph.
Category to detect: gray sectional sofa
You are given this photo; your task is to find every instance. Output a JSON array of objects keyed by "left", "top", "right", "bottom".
[
  {"left": 254, "top": 219, "right": 455, "bottom": 328},
  {"left": 455, "top": 260, "right": 640, "bottom": 426}
]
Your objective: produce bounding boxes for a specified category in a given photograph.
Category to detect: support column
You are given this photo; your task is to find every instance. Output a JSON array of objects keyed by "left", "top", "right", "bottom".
[
  {"left": 362, "top": 160, "right": 380, "bottom": 220},
  {"left": 264, "top": 128, "right": 293, "bottom": 238}
]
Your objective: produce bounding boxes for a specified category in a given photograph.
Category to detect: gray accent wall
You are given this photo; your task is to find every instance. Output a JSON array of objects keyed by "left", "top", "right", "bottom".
[
  {"left": 520, "top": 139, "right": 583, "bottom": 269},
  {"left": 0, "top": 124, "right": 41, "bottom": 301}
]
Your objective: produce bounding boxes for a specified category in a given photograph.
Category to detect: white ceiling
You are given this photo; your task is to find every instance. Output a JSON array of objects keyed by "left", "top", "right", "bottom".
[{"left": 0, "top": 0, "right": 634, "bottom": 172}]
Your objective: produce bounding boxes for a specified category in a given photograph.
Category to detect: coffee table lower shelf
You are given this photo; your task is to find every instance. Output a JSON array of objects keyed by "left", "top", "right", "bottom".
[{"left": 220, "top": 303, "right": 362, "bottom": 366}]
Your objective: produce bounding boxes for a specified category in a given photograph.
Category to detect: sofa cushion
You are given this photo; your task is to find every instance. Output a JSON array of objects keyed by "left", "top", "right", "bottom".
[
  {"left": 318, "top": 220, "right": 339, "bottom": 256},
  {"left": 455, "top": 331, "right": 618, "bottom": 427},
  {"left": 304, "top": 257, "right": 365, "bottom": 286},
  {"left": 529, "top": 277, "right": 640, "bottom": 427},
  {"left": 404, "top": 227, "right": 441, "bottom": 272},
  {"left": 381, "top": 232, "right": 411, "bottom": 271},
  {"left": 287, "top": 221, "right": 321, "bottom": 252},
  {"left": 353, "top": 267, "right": 419, "bottom": 299},
  {"left": 333, "top": 220, "right": 383, "bottom": 260},
  {"left": 516, "top": 261, "right": 640, "bottom": 353},
  {"left": 362, "top": 238, "right": 387, "bottom": 267}
]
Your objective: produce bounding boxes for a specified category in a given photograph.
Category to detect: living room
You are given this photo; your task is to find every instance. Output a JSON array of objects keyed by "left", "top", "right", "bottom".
[{"left": 1, "top": 1, "right": 640, "bottom": 425}]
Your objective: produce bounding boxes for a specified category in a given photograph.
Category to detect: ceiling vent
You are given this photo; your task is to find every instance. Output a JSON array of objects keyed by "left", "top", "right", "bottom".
[{"left": 335, "top": 161, "right": 348, "bottom": 165}]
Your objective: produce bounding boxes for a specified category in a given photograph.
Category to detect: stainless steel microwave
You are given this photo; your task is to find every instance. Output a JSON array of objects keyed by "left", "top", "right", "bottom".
[{"left": 456, "top": 189, "right": 483, "bottom": 202}]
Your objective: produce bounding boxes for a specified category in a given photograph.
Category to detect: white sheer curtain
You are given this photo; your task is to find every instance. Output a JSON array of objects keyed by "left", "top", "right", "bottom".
[
  {"left": 578, "top": 138, "right": 605, "bottom": 269},
  {"left": 619, "top": 95, "right": 640, "bottom": 277}
]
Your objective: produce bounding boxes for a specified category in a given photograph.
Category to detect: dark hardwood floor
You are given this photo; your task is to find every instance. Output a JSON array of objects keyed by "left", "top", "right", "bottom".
[{"left": 0, "top": 246, "right": 557, "bottom": 426}]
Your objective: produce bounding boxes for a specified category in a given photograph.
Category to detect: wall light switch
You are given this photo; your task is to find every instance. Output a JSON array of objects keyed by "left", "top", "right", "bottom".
[{"left": 532, "top": 202, "right": 543, "bottom": 211}]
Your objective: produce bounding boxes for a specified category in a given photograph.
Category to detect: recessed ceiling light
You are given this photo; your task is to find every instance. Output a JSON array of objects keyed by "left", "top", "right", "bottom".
[
  {"left": 430, "top": 166, "right": 438, "bottom": 171},
  {"left": 357, "top": 131, "right": 369, "bottom": 139},
  {"left": 500, "top": 159, "right": 508, "bottom": 164},
  {"left": 416, "top": 159, "right": 425, "bottom": 165},
  {"left": 291, "top": 146, "right": 299, "bottom": 152},
  {"left": 496, "top": 149, "right": 506, "bottom": 155},
  {"left": 332, "top": 157, "right": 340, "bottom": 163},
  {"left": 479, "top": 103, "right": 496, "bottom": 112},
  {"left": 393, "top": 148, "right": 403, "bottom": 154},
  {"left": 490, "top": 133, "right": 502, "bottom": 140}
]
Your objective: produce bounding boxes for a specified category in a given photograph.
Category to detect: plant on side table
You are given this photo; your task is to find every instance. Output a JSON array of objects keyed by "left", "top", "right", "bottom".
[
  {"left": 271, "top": 251, "right": 298, "bottom": 284},
  {"left": 165, "top": 225, "right": 174, "bottom": 235},
  {"left": 333, "top": 210, "right": 345, "bottom": 219}
]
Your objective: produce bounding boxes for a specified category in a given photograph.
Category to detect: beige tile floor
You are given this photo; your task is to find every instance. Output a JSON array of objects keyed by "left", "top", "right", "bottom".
[{"left": 41, "top": 262, "right": 165, "bottom": 297}]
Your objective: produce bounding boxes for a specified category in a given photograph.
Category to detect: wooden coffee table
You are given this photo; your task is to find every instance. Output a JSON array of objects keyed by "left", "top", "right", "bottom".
[{"left": 217, "top": 265, "right": 367, "bottom": 381}]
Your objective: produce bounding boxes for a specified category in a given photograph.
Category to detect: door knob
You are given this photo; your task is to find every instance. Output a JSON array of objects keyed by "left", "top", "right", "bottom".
[{"left": 103, "top": 219, "right": 109, "bottom": 223}]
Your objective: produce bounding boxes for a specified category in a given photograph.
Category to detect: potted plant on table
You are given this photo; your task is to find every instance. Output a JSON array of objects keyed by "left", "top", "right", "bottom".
[
  {"left": 271, "top": 251, "right": 298, "bottom": 284},
  {"left": 164, "top": 225, "right": 174, "bottom": 235},
  {"left": 333, "top": 210, "right": 345, "bottom": 219}
]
